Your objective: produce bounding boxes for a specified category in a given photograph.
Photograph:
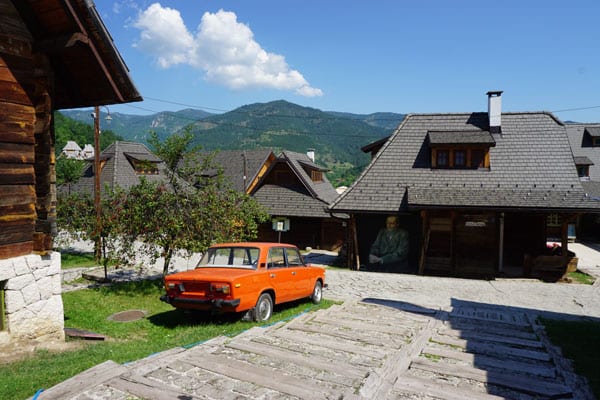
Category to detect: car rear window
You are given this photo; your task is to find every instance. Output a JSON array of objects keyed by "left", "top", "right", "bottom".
[{"left": 197, "top": 247, "right": 260, "bottom": 269}]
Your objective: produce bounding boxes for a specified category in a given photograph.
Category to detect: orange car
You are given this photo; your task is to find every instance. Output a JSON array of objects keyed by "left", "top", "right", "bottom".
[{"left": 160, "top": 242, "right": 326, "bottom": 321}]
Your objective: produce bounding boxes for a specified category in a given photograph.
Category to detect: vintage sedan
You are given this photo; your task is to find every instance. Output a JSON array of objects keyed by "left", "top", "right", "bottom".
[{"left": 160, "top": 242, "right": 326, "bottom": 321}]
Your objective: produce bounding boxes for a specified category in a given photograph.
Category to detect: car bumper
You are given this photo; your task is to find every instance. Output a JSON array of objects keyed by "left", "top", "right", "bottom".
[{"left": 160, "top": 295, "right": 240, "bottom": 308}]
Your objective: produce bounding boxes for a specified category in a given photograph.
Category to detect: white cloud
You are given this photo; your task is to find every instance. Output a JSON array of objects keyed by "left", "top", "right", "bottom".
[
  {"left": 132, "top": 3, "right": 322, "bottom": 97},
  {"left": 133, "top": 3, "right": 194, "bottom": 68}
]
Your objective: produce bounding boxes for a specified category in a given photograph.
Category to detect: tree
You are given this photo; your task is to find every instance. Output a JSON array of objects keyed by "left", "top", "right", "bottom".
[
  {"left": 55, "top": 157, "right": 85, "bottom": 194},
  {"left": 116, "top": 131, "right": 268, "bottom": 275},
  {"left": 56, "top": 187, "right": 128, "bottom": 280},
  {"left": 57, "top": 132, "right": 269, "bottom": 277}
]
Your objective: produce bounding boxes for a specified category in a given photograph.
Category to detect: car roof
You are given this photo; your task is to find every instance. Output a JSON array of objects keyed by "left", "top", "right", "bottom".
[{"left": 209, "top": 242, "right": 299, "bottom": 249}]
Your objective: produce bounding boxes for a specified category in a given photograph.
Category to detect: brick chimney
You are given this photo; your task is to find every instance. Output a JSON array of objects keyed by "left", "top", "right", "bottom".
[{"left": 487, "top": 91, "right": 503, "bottom": 134}]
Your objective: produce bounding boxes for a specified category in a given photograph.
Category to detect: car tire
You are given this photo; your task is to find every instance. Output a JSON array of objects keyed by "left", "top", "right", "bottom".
[
  {"left": 253, "top": 293, "right": 273, "bottom": 322},
  {"left": 310, "top": 280, "right": 323, "bottom": 304}
]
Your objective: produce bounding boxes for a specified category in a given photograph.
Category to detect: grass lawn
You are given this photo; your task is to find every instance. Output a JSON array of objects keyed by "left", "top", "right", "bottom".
[
  {"left": 60, "top": 251, "right": 97, "bottom": 269},
  {"left": 0, "top": 279, "right": 336, "bottom": 400}
]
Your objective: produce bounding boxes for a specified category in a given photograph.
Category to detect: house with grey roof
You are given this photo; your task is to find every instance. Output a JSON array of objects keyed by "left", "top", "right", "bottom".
[
  {"left": 201, "top": 149, "right": 346, "bottom": 251},
  {"left": 566, "top": 123, "right": 600, "bottom": 240},
  {"left": 63, "top": 141, "right": 168, "bottom": 194},
  {"left": 329, "top": 91, "right": 600, "bottom": 279}
]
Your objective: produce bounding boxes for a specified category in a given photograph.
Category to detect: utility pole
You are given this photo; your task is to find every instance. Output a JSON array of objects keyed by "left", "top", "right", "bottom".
[{"left": 93, "top": 106, "right": 102, "bottom": 261}]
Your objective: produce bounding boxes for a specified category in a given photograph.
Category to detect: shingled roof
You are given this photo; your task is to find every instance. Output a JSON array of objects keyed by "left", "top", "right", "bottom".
[
  {"left": 566, "top": 123, "right": 600, "bottom": 199},
  {"left": 65, "top": 141, "right": 168, "bottom": 194},
  {"left": 330, "top": 112, "right": 600, "bottom": 213},
  {"left": 252, "top": 151, "right": 340, "bottom": 218},
  {"left": 204, "top": 149, "right": 274, "bottom": 192}
]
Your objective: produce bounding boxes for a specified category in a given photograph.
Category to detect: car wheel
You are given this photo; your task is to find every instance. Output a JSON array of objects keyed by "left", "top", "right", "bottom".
[
  {"left": 253, "top": 293, "right": 273, "bottom": 322},
  {"left": 310, "top": 280, "right": 323, "bottom": 304}
]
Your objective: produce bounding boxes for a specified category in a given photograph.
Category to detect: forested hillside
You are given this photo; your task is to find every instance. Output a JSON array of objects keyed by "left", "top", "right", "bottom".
[
  {"left": 54, "top": 112, "right": 122, "bottom": 157},
  {"left": 59, "top": 101, "right": 404, "bottom": 185},
  {"left": 186, "top": 100, "right": 398, "bottom": 185},
  {"left": 61, "top": 108, "right": 213, "bottom": 143}
]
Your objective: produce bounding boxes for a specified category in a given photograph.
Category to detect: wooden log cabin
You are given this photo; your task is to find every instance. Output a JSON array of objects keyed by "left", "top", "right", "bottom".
[
  {"left": 330, "top": 92, "right": 600, "bottom": 279},
  {"left": 0, "top": 0, "right": 141, "bottom": 343}
]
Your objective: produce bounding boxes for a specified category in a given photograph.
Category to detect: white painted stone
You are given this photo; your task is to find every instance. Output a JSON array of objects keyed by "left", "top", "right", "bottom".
[
  {"left": 0, "top": 253, "right": 66, "bottom": 343},
  {"left": 26, "top": 299, "right": 45, "bottom": 314},
  {"left": 49, "top": 252, "right": 61, "bottom": 275},
  {"left": 0, "top": 259, "right": 16, "bottom": 281},
  {"left": 4, "top": 289, "right": 25, "bottom": 313},
  {"left": 37, "top": 276, "right": 54, "bottom": 299},
  {"left": 13, "top": 255, "right": 32, "bottom": 276},
  {"left": 21, "top": 282, "right": 41, "bottom": 306},
  {"left": 9, "top": 308, "right": 35, "bottom": 338},
  {"left": 32, "top": 265, "right": 50, "bottom": 281},
  {"left": 5, "top": 273, "right": 34, "bottom": 290},
  {"left": 52, "top": 274, "right": 62, "bottom": 295}
]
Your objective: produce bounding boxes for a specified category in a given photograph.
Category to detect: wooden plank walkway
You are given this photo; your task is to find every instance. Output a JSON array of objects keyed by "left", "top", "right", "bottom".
[{"left": 35, "top": 300, "right": 585, "bottom": 399}]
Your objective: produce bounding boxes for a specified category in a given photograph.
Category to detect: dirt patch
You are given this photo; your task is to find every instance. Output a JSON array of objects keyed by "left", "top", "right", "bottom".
[{"left": 0, "top": 339, "right": 84, "bottom": 364}]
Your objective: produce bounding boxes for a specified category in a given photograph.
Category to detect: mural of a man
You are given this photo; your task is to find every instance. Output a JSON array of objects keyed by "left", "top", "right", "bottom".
[{"left": 368, "top": 215, "right": 409, "bottom": 271}]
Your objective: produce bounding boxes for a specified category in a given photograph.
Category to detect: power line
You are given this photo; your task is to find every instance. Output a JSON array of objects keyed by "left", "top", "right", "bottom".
[{"left": 551, "top": 105, "right": 600, "bottom": 113}]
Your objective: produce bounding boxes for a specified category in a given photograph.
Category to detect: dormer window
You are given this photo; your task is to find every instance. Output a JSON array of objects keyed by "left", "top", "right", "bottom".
[
  {"left": 574, "top": 156, "right": 593, "bottom": 179},
  {"left": 436, "top": 150, "right": 449, "bottom": 167},
  {"left": 428, "top": 130, "right": 495, "bottom": 169},
  {"left": 311, "top": 170, "right": 323, "bottom": 182},
  {"left": 584, "top": 127, "right": 600, "bottom": 147},
  {"left": 299, "top": 160, "right": 328, "bottom": 182},
  {"left": 125, "top": 152, "right": 161, "bottom": 175}
]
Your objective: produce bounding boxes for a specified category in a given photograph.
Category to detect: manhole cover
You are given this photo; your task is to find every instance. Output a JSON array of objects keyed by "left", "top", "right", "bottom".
[{"left": 108, "top": 310, "right": 146, "bottom": 322}]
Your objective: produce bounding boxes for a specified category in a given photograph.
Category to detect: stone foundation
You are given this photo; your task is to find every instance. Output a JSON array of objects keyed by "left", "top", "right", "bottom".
[{"left": 0, "top": 252, "right": 64, "bottom": 342}]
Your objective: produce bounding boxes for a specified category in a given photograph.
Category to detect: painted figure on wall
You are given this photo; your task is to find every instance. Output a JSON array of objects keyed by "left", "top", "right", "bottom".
[{"left": 368, "top": 215, "right": 409, "bottom": 271}]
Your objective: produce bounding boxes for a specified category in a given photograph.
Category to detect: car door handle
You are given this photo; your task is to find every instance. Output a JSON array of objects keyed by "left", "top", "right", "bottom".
[
  {"left": 291, "top": 271, "right": 296, "bottom": 275},
  {"left": 270, "top": 273, "right": 276, "bottom": 278}
]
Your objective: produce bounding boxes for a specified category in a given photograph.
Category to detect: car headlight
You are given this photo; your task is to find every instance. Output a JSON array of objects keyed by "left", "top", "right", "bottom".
[{"left": 210, "top": 283, "right": 230, "bottom": 294}]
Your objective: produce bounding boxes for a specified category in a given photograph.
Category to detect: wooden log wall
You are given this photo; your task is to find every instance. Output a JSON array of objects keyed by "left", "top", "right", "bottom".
[{"left": 0, "top": 0, "right": 56, "bottom": 259}]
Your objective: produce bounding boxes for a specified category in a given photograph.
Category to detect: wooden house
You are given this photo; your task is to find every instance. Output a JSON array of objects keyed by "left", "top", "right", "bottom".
[
  {"left": 202, "top": 149, "right": 346, "bottom": 251},
  {"left": 329, "top": 92, "right": 600, "bottom": 279},
  {"left": 62, "top": 141, "right": 167, "bottom": 195},
  {"left": 0, "top": 0, "right": 141, "bottom": 343},
  {"left": 565, "top": 123, "right": 600, "bottom": 241}
]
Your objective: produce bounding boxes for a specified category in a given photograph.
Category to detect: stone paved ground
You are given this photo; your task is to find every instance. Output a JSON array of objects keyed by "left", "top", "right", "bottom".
[
  {"left": 36, "top": 298, "right": 594, "bottom": 399},
  {"left": 40, "top": 242, "right": 600, "bottom": 399}
]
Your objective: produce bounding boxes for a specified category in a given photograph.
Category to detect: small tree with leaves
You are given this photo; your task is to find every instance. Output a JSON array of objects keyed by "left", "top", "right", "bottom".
[
  {"left": 115, "top": 131, "right": 268, "bottom": 275},
  {"left": 56, "top": 157, "right": 85, "bottom": 194}
]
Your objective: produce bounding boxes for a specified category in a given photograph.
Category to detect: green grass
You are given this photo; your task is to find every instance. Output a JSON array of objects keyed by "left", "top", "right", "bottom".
[
  {"left": 60, "top": 251, "right": 97, "bottom": 269},
  {"left": 0, "top": 280, "right": 336, "bottom": 400},
  {"left": 566, "top": 270, "right": 596, "bottom": 285},
  {"left": 541, "top": 318, "right": 600, "bottom": 398}
]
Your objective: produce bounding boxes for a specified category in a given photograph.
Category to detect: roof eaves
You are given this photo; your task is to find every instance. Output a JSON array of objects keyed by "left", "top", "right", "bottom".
[{"left": 280, "top": 151, "right": 319, "bottom": 199}]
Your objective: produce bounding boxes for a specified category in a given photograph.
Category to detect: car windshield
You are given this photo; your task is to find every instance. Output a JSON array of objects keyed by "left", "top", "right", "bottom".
[{"left": 196, "top": 247, "right": 260, "bottom": 269}]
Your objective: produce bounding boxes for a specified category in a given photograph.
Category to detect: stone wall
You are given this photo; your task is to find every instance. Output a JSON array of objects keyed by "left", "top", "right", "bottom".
[{"left": 0, "top": 252, "right": 64, "bottom": 343}]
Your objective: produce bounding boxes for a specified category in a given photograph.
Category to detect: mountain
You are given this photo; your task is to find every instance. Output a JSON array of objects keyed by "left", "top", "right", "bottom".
[
  {"left": 326, "top": 111, "right": 405, "bottom": 130},
  {"left": 61, "top": 108, "right": 213, "bottom": 142},
  {"left": 59, "top": 101, "right": 404, "bottom": 185},
  {"left": 186, "top": 100, "right": 399, "bottom": 183}
]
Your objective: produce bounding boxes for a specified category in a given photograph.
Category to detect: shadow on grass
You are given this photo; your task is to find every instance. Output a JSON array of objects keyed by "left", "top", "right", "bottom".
[
  {"left": 92, "top": 278, "right": 164, "bottom": 296},
  {"left": 149, "top": 298, "right": 321, "bottom": 329}
]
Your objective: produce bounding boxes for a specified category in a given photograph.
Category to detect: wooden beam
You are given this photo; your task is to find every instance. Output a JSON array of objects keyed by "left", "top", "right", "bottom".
[
  {"left": 35, "top": 32, "right": 89, "bottom": 53},
  {"left": 418, "top": 210, "right": 429, "bottom": 275},
  {"left": 0, "top": 241, "right": 32, "bottom": 259},
  {"left": 0, "top": 163, "right": 35, "bottom": 185}
]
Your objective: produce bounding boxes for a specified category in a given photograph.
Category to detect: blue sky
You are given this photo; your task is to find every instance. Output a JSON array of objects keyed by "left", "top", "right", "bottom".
[{"left": 96, "top": 1, "right": 600, "bottom": 122}]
